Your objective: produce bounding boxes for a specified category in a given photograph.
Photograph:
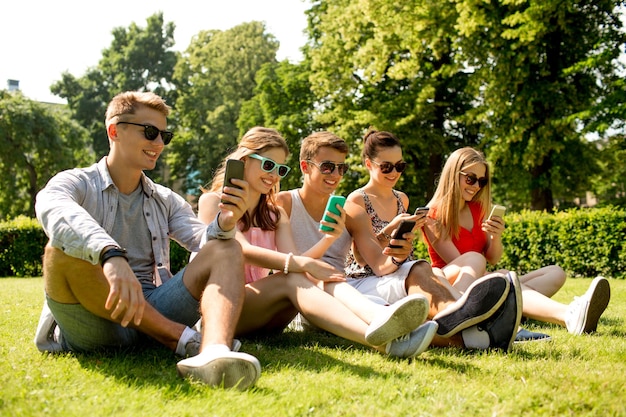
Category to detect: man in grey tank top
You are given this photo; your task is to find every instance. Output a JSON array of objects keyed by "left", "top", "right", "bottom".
[
  {"left": 276, "top": 131, "right": 522, "bottom": 352},
  {"left": 34, "top": 91, "right": 260, "bottom": 390}
]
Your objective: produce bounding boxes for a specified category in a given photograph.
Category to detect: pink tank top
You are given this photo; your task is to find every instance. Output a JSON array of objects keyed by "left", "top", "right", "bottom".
[{"left": 241, "top": 226, "right": 276, "bottom": 283}]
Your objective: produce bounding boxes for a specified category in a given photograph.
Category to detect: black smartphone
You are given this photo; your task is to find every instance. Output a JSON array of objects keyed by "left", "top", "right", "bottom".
[
  {"left": 388, "top": 220, "right": 416, "bottom": 248},
  {"left": 222, "top": 159, "right": 245, "bottom": 204}
]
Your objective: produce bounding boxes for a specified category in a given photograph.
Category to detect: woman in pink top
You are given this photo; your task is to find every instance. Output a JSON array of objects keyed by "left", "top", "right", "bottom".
[
  {"left": 423, "top": 147, "right": 610, "bottom": 336},
  {"left": 195, "top": 127, "right": 435, "bottom": 358}
]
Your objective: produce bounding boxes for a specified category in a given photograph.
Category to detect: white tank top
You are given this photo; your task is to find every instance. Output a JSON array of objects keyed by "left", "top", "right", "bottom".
[{"left": 288, "top": 189, "right": 352, "bottom": 271}]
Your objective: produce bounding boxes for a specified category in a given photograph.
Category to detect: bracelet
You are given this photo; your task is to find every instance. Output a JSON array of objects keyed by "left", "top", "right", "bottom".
[
  {"left": 284, "top": 252, "right": 293, "bottom": 274},
  {"left": 100, "top": 247, "right": 128, "bottom": 266},
  {"left": 377, "top": 231, "right": 392, "bottom": 241},
  {"left": 391, "top": 256, "right": 406, "bottom": 267}
]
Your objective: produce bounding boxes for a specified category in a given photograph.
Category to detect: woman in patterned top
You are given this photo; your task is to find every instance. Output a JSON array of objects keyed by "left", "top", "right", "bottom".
[{"left": 195, "top": 126, "right": 434, "bottom": 358}]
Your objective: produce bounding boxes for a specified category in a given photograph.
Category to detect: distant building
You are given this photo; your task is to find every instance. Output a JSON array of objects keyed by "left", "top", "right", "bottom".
[{"left": 7, "top": 79, "right": 19, "bottom": 92}]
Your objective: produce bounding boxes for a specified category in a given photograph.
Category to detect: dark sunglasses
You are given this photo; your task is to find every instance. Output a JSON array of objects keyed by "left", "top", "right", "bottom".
[
  {"left": 307, "top": 160, "right": 349, "bottom": 176},
  {"left": 460, "top": 171, "right": 488, "bottom": 188},
  {"left": 248, "top": 154, "right": 291, "bottom": 178},
  {"left": 371, "top": 160, "right": 407, "bottom": 174},
  {"left": 117, "top": 122, "right": 174, "bottom": 145}
]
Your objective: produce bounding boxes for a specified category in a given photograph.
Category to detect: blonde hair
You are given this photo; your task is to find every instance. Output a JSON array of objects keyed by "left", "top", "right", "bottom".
[
  {"left": 428, "top": 147, "right": 491, "bottom": 240},
  {"left": 207, "top": 127, "right": 288, "bottom": 232},
  {"left": 105, "top": 91, "right": 171, "bottom": 124}
]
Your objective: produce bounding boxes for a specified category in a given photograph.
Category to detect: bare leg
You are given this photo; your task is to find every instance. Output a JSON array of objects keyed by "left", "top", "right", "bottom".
[
  {"left": 237, "top": 272, "right": 385, "bottom": 351},
  {"left": 520, "top": 286, "right": 567, "bottom": 326},
  {"left": 321, "top": 281, "right": 385, "bottom": 324},
  {"left": 43, "top": 245, "right": 184, "bottom": 351},
  {"left": 442, "top": 252, "right": 487, "bottom": 292},
  {"left": 183, "top": 239, "right": 246, "bottom": 351},
  {"left": 405, "top": 261, "right": 460, "bottom": 318},
  {"left": 519, "top": 265, "right": 566, "bottom": 297}
]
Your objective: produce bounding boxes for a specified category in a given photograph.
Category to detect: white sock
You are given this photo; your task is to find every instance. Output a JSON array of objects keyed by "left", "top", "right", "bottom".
[
  {"left": 201, "top": 344, "right": 231, "bottom": 355},
  {"left": 461, "top": 326, "right": 490, "bottom": 349},
  {"left": 175, "top": 326, "right": 197, "bottom": 356}
]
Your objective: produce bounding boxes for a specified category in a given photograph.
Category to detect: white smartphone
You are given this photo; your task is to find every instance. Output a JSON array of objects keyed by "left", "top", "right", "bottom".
[{"left": 488, "top": 204, "right": 506, "bottom": 220}]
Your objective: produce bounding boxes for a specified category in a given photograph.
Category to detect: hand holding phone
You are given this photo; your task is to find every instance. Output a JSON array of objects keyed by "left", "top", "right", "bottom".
[
  {"left": 488, "top": 204, "right": 506, "bottom": 220},
  {"left": 320, "top": 195, "right": 346, "bottom": 232},
  {"left": 388, "top": 220, "right": 416, "bottom": 248},
  {"left": 222, "top": 159, "right": 245, "bottom": 204}
]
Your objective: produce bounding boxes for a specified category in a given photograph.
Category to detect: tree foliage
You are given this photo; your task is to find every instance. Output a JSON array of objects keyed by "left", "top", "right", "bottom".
[
  {"left": 304, "top": 0, "right": 625, "bottom": 210},
  {"left": 238, "top": 59, "right": 321, "bottom": 191},
  {"left": 0, "top": 92, "right": 93, "bottom": 219},
  {"left": 168, "top": 21, "right": 279, "bottom": 194},
  {"left": 50, "top": 13, "right": 178, "bottom": 161}
]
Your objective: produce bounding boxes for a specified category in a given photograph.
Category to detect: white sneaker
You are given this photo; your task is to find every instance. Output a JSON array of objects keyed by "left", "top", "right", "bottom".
[
  {"left": 365, "top": 294, "right": 429, "bottom": 346},
  {"left": 34, "top": 300, "right": 64, "bottom": 353},
  {"left": 386, "top": 321, "right": 438, "bottom": 359},
  {"left": 565, "top": 276, "right": 611, "bottom": 335},
  {"left": 183, "top": 332, "right": 242, "bottom": 357},
  {"left": 177, "top": 349, "right": 261, "bottom": 390}
]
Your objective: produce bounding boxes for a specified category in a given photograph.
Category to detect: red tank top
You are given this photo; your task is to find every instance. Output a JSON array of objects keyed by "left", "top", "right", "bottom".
[{"left": 426, "top": 201, "right": 487, "bottom": 268}]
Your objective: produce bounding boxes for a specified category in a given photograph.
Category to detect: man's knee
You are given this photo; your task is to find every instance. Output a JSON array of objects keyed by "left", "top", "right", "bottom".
[{"left": 197, "top": 238, "right": 243, "bottom": 264}]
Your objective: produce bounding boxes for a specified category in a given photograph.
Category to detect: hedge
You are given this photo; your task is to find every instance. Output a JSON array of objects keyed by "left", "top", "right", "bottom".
[{"left": 2, "top": 207, "right": 625, "bottom": 278}]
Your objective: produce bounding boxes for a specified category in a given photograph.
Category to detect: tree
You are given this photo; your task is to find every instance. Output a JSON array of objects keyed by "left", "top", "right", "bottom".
[
  {"left": 455, "top": 0, "right": 625, "bottom": 210},
  {"left": 168, "top": 21, "right": 279, "bottom": 194},
  {"left": 50, "top": 13, "right": 178, "bottom": 162},
  {"left": 238, "top": 59, "right": 321, "bottom": 191},
  {"left": 303, "top": 0, "right": 481, "bottom": 203},
  {"left": 0, "top": 91, "right": 93, "bottom": 219}
]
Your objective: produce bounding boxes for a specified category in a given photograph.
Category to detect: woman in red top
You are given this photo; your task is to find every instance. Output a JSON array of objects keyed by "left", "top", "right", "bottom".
[{"left": 423, "top": 147, "right": 610, "bottom": 336}]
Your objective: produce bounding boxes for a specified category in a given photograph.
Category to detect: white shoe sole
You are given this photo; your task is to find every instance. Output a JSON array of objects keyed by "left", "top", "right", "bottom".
[
  {"left": 177, "top": 352, "right": 261, "bottom": 390},
  {"left": 365, "top": 294, "right": 429, "bottom": 346}
]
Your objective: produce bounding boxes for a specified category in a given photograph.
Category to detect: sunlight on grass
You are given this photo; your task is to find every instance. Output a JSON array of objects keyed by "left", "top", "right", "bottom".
[{"left": 1, "top": 277, "right": 625, "bottom": 416}]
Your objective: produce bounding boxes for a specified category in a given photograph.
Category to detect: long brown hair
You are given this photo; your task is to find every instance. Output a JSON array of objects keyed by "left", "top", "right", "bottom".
[
  {"left": 428, "top": 147, "right": 491, "bottom": 241},
  {"left": 207, "top": 127, "right": 289, "bottom": 232}
]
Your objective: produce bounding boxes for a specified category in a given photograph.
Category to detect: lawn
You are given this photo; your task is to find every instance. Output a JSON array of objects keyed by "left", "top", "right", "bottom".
[{"left": 1, "top": 277, "right": 625, "bottom": 417}]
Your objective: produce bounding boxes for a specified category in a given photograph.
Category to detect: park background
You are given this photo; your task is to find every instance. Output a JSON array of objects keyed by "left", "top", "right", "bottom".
[{"left": 1, "top": 1, "right": 626, "bottom": 415}]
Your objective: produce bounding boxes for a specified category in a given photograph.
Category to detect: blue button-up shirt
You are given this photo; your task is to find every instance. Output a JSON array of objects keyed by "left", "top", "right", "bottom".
[{"left": 35, "top": 157, "right": 233, "bottom": 285}]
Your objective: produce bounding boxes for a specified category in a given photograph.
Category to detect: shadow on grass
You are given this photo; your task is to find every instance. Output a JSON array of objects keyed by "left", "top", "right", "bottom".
[{"left": 67, "top": 330, "right": 390, "bottom": 394}]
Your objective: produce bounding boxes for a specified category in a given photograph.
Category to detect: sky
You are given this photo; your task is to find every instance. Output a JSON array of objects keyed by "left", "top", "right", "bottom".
[{"left": 0, "top": 0, "right": 310, "bottom": 104}]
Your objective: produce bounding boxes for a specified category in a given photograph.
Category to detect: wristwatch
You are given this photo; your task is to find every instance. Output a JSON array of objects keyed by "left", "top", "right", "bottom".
[{"left": 100, "top": 246, "right": 128, "bottom": 266}]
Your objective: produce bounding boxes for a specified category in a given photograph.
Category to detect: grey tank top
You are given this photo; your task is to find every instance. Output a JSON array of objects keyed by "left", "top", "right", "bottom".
[{"left": 289, "top": 189, "right": 352, "bottom": 271}]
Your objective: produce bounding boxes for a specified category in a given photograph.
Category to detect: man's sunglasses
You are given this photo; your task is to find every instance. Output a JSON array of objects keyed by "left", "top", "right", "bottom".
[
  {"left": 117, "top": 122, "right": 174, "bottom": 145},
  {"left": 307, "top": 160, "right": 350, "bottom": 176},
  {"left": 371, "top": 160, "right": 407, "bottom": 174},
  {"left": 460, "top": 171, "right": 488, "bottom": 188},
  {"left": 248, "top": 154, "right": 291, "bottom": 178}
]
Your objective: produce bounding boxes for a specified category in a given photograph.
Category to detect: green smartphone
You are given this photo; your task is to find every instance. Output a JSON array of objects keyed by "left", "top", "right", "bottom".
[{"left": 320, "top": 195, "right": 346, "bottom": 232}]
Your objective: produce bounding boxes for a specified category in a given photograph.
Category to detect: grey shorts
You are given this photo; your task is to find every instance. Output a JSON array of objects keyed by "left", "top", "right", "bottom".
[
  {"left": 346, "top": 260, "right": 428, "bottom": 304},
  {"left": 47, "top": 268, "right": 200, "bottom": 352}
]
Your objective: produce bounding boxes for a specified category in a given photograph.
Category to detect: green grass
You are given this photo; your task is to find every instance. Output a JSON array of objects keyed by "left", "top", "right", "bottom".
[{"left": 1, "top": 277, "right": 625, "bottom": 416}]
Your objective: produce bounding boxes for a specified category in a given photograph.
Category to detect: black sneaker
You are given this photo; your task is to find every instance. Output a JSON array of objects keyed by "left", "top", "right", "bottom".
[
  {"left": 434, "top": 272, "right": 510, "bottom": 338},
  {"left": 476, "top": 271, "right": 523, "bottom": 351}
]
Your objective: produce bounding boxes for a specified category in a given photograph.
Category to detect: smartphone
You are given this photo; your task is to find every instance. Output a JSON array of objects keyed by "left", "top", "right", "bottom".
[
  {"left": 414, "top": 206, "right": 430, "bottom": 217},
  {"left": 488, "top": 204, "right": 506, "bottom": 220},
  {"left": 222, "top": 159, "right": 245, "bottom": 204},
  {"left": 388, "top": 220, "right": 416, "bottom": 248},
  {"left": 320, "top": 195, "right": 346, "bottom": 232}
]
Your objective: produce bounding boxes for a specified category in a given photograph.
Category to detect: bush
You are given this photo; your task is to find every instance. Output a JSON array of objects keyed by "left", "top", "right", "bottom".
[
  {"left": 414, "top": 206, "right": 626, "bottom": 279},
  {"left": 0, "top": 216, "right": 48, "bottom": 277},
  {"left": 3, "top": 207, "right": 626, "bottom": 278},
  {"left": 500, "top": 206, "right": 626, "bottom": 278}
]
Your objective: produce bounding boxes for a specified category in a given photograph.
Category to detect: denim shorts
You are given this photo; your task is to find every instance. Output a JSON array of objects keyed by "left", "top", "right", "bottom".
[{"left": 47, "top": 268, "right": 201, "bottom": 352}]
